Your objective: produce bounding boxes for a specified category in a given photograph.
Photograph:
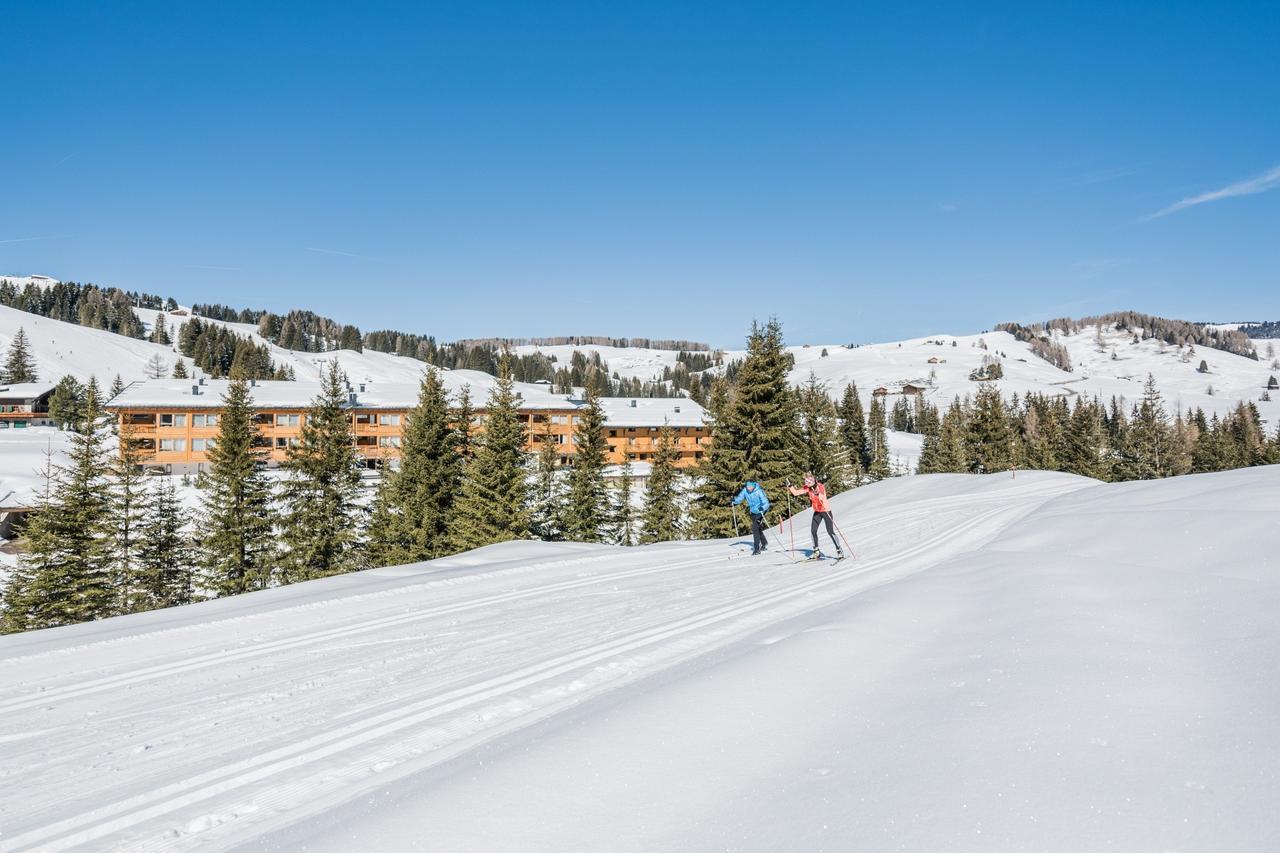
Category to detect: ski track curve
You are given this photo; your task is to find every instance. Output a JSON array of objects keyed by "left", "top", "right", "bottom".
[{"left": 0, "top": 477, "right": 1086, "bottom": 852}]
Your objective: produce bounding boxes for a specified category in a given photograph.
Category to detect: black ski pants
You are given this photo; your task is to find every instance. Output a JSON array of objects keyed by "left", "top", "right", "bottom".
[
  {"left": 811, "top": 511, "right": 840, "bottom": 552},
  {"left": 751, "top": 512, "right": 768, "bottom": 554}
]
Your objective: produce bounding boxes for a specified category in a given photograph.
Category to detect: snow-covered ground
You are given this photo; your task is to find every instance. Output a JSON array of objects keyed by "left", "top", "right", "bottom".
[{"left": 2, "top": 467, "right": 1278, "bottom": 851}]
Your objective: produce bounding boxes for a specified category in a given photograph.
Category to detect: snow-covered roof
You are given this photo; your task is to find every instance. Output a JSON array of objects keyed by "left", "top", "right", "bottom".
[
  {"left": 0, "top": 381, "right": 57, "bottom": 400},
  {"left": 106, "top": 380, "right": 708, "bottom": 427}
]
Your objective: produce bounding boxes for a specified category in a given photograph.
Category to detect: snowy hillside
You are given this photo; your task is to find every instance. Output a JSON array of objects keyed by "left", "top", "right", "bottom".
[
  {"left": 520, "top": 326, "right": 1279, "bottom": 426},
  {"left": 2, "top": 467, "right": 1277, "bottom": 851}
]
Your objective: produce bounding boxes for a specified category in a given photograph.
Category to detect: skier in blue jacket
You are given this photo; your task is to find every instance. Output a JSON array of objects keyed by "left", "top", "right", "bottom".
[{"left": 733, "top": 481, "right": 772, "bottom": 555}]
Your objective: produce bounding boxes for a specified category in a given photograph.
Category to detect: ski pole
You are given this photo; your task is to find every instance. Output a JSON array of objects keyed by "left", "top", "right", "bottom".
[
  {"left": 731, "top": 503, "right": 741, "bottom": 539},
  {"left": 785, "top": 490, "right": 796, "bottom": 555},
  {"left": 832, "top": 516, "right": 856, "bottom": 560}
]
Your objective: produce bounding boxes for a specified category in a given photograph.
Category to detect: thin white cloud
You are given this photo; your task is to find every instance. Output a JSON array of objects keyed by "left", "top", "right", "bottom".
[
  {"left": 305, "top": 246, "right": 385, "bottom": 262},
  {"left": 1145, "top": 164, "right": 1280, "bottom": 220},
  {"left": 0, "top": 235, "right": 57, "bottom": 245}
]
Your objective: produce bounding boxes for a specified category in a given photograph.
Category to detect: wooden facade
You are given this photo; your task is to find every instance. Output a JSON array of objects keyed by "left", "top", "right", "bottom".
[
  {"left": 0, "top": 384, "right": 55, "bottom": 429},
  {"left": 109, "top": 399, "right": 709, "bottom": 472}
]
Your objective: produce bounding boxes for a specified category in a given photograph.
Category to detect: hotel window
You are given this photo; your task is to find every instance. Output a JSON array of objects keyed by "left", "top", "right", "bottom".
[
  {"left": 571, "top": 416, "right": 582, "bottom": 425},
  {"left": 192, "top": 438, "right": 209, "bottom": 452},
  {"left": 192, "top": 413, "right": 219, "bottom": 427},
  {"left": 159, "top": 414, "right": 187, "bottom": 427},
  {"left": 379, "top": 413, "right": 401, "bottom": 426},
  {"left": 379, "top": 436, "right": 402, "bottom": 448},
  {"left": 277, "top": 414, "right": 301, "bottom": 427},
  {"left": 355, "top": 413, "right": 374, "bottom": 425},
  {"left": 550, "top": 415, "right": 567, "bottom": 425},
  {"left": 159, "top": 438, "right": 186, "bottom": 452}
]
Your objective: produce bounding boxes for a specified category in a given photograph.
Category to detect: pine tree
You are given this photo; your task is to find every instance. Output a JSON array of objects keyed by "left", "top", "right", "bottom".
[
  {"left": 48, "top": 375, "right": 86, "bottom": 428},
  {"left": 366, "top": 368, "right": 461, "bottom": 566},
  {"left": 455, "top": 384, "right": 475, "bottom": 461},
  {"left": 199, "top": 378, "right": 277, "bottom": 595},
  {"left": 640, "top": 425, "right": 684, "bottom": 543},
  {"left": 0, "top": 452, "right": 54, "bottom": 633},
  {"left": 136, "top": 477, "right": 196, "bottom": 608},
  {"left": 151, "top": 312, "right": 171, "bottom": 345},
  {"left": 448, "top": 356, "right": 531, "bottom": 549},
  {"left": 918, "top": 399, "right": 969, "bottom": 474},
  {"left": 967, "top": 384, "right": 1014, "bottom": 473},
  {"left": 1120, "top": 374, "right": 1171, "bottom": 480},
  {"left": 278, "top": 361, "right": 366, "bottom": 582},
  {"left": 563, "top": 389, "right": 610, "bottom": 542},
  {"left": 529, "top": 422, "right": 566, "bottom": 541},
  {"left": 172, "top": 359, "right": 189, "bottom": 379},
  {"left": 836, "top": 382, "right": 868, "bottom": 480},
  {"left": 866, "top": 396, "right": 891, "bottom": 479},
  {"left": 2, "top": 326, "right": 39, "bottom": 383},
  {"left": 10, "top": 387, "right": 116, "bottom": 629},
  {"left": 611, "top": 457, "right": 637, "bottom": 546},
  {"left": 108, "top": 373, "right": 126, "bottom": 401},
  {"left": 796, "top": 374, "right": 847, "bottom": 492},
  {"left": 721, "top": 319, "right": 800, "bottom": 500},
  {"left": 1063, "top": 398, "right": 1111, "bottom": 480},
  {"left": 109, "top": 426, "right": 151, "bottom": 613},
  {"left": 690, "top": 378, "right": 742, "bottom": 538}
]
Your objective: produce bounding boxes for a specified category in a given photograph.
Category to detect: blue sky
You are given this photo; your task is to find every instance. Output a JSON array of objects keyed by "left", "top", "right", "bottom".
[{"left": 2, "top": 1, "right": 1277, "bottom": 347}]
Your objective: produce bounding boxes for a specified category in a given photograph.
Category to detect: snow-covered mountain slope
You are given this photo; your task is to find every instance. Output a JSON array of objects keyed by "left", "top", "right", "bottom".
[
  {"left": 522, "top": 326, "right": 1279, "bottom": 424},
  {"left": 0, "top": 304, "right": 184, "bottom": 385},
  {"left": 3, "top": 467, "right": 1277, "bottom": 851}
]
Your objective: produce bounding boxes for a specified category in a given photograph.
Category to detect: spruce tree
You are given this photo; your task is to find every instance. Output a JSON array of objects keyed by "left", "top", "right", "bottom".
[
  {"left": 918, "top": 399, "right": 969, "bottom": 474},
  {"left": 366, "top": 368, "right": 461, "bottom": 566},
  {"left": 0, "top": 453, "right": 54, "bottom": 633},
  {"left": 172, "top": 359, "right": 189, "bottom": 379},
  {"left": 278, "top": 361, "right": 366, "bottom": 582},
  {"left": 109, "top": 426, "right": 151, "bottom": 613},
  {"left": 199, "top": 378, "right": 277, "bottom": 595},
  {"left": 796, "top": 374, "right": 847, "bottom": 492},
  {"left": 11, "top": 387, "right": 116, "bottom": 629},
  {"left": 1064, "top": 398, "right": 1111, "bottom": 480},
  {"left": 640, "top": 425, "right": 684, "bottom": 543},
  {"left": 455, "top": 385, "right": 475, "bottom": 461},
  {"left": 866, "top": 396, "right": 891, "bottom": 479},
  {"left": 690, "top": 378, "right": 744, "bottom": 538},
  {"left": 967, "top": 384, "right": 1014, "bottom": 473},
  {"left": 448, "top": 357, "right": 531, "bottom": 549},
  {"left": 612, "top": 457, "right": 637, "bottom": 546},
  {"left": 836, "top": 382, "right": 868, "bottom": 480},
  {"left": 720, "top": 319, "right": 800, "bottom": 501},
  {"left": 48, "top": 375, "right": 86, "bottom": 428},
  {"left": 2, "top": 327, "right": 38, "bottom": 383},
  {"left": 136, "top": 477, "right": 196, "bottom": 608},
  {"left": 563, "top": 390, "right": 610, "bottom": 542},
  {"left": 529, "top": 422, "right": 566, "bottom": 541},
  {"left": 151, "top": 312, "right": 171, "bottom": 345},
  {"left": 1120, "top": 374, "right": 1171, "bottom": 480},
  {"left": 108, "top": 374, "right": 126, "bottom": 401}
]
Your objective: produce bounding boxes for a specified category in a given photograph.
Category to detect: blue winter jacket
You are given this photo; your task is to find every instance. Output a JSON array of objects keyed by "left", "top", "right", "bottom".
[{"left": 733, "top": 482, "right": 771, "bottom": 515}]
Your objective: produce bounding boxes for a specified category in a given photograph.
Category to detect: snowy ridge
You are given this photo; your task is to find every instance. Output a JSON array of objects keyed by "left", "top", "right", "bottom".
[{"left": 3, "top": 467, "right": 1278, "bottom": 850}]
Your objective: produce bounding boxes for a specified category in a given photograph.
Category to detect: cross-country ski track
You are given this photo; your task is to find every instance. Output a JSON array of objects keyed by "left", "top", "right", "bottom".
[{"left": 4, "top": 468, "right": 1280, "bottom": 852}]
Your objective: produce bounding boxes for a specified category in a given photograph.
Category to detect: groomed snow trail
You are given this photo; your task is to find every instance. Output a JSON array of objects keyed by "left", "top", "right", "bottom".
[{"left": 0, "top": 474, "right": 1088, "bottom": 850}]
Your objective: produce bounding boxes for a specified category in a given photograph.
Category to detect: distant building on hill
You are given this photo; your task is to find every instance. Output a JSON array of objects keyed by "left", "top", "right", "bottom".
[
  {"left": 106, "top": 379, "right": 710, "bottom": 475},
  {"left": 0, "top": 382, "right": 56, "bottom": 429}
]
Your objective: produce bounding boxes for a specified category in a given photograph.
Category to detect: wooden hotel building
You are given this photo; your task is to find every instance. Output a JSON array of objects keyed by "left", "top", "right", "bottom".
[{"left": 106, "top": 378, "right": 710, "bottom": 475}]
